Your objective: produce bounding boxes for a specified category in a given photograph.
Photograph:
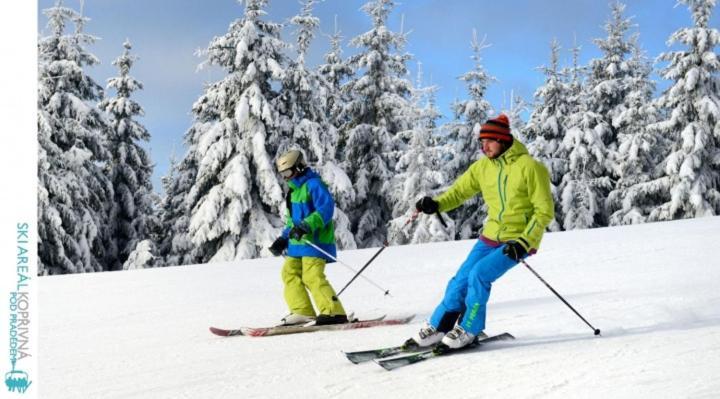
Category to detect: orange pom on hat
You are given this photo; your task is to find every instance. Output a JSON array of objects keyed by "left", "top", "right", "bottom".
[{"left": 478, "top": 114, "right": 512, "bottom": 143}]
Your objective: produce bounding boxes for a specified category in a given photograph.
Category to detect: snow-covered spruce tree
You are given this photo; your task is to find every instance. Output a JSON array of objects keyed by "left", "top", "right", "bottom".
[
  {"left": 503, "top": 91, "right": 529, "bottom": 145},
  {"left": 183, "top": 0, "right": 289, "bottom": 263},
  {"left": 341, "top": 0, "right": 415, "bottom": 247},
  {"left": 274, "top": 0, "right": 325, "bottom": 159},
  {"left": 387, "top": 128, "right": 452, "bottom": 244},
  {"left": 556, "top": 2, "right": 638, "bottom": 230},
  {"left": 563, "top": 44, "right": 586, "bottom": 138},
  {"left": 442, "top": 30, "right": 494, "bottom": 239},
  {"left": 156, "top": 151, "right": 200, "bottom": 266},
  {"left": 98, "top": 40, "right": 157, "bottom": 270},
  {"left": 275, "top": 0, "right": 356, "bottom": 249},
  {"left": 317, "top": 15, "right": 353, "bottom": 142},
  {"left": 557, "top": 43, "right": 613, "bottom": 230},
  {"left": 525, "top": 40, "right": 570, "bottom": 189},
  {"left": 549, "top": 44, "right": 583, "bottom": 229},
  {"left": 387, "top": 62, "right": 452, "bottom": 244},
  {"left": 411, "top": 61, "right": 442, "bottom": 134},
  {"left": 606, "top": 43, "right": 665, "bottom": 225},
  {"left": 155, "top": 156, "right": 178, "bottom": 266},
  {"left": 37, "top": 2, "right": 115, "bottom": 274},
  {"left": 645, "top": 0, "right": 720, "bottom": 220},
  {"left": 586, "top": 2, "right": 637, "bottom": 149}
]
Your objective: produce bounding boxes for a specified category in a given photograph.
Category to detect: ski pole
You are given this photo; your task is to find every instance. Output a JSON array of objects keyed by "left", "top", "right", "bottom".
[
  {"left": 332, "top": 210, "right": 421, "bottom": 298},
  {"left": 302, "top": 240, "right": 391, "bottom": 296},
  {"left": 334, "top": 245, "right": 387, "bottom": 298},
  {"left": 435, "top": 210, "right": 448, "bottom": 227},
  {"left": 520, "top": 258, "right": 601, "bottom": 336}
]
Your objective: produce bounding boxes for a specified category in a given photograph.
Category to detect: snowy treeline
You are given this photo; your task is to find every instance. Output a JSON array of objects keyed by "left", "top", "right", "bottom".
[
  {"left": 38, "top": 3, "right": 115, "bottom": 274},
  {"left": 527, "top": 0, "right": 720, "bottom": 230},
  {"left": 38, "top": 1, "right": 157, "bottom": 274},
  {"left": 38, "top": 0, "right": 720, "bottom": 273}
]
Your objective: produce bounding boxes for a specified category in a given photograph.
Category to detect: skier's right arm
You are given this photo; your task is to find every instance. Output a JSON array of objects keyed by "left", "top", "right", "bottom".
[
  {"left": 269, "top": 208, "right": 292, "bottom": 256},
  {"left": 281, "top": 206, "right": 291, "bottom": 239},
  {"left": 434, "top": 160, "right": 484, "bottom": 213}
]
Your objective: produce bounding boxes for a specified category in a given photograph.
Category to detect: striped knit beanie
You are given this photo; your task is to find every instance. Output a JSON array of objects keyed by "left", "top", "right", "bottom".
[{"left": 478, "top": 114, "right": 512, "bottom": 143}]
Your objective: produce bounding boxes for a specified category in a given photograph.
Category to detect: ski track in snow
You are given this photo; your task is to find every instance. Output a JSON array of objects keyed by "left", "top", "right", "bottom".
[{"left": 39, "top": 217, "right": 720, "bottom": 398}]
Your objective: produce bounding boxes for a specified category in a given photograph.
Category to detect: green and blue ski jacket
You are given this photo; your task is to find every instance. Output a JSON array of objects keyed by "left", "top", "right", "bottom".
[{"left": 282, "top": 169, "right": 336, "bottom": 262}]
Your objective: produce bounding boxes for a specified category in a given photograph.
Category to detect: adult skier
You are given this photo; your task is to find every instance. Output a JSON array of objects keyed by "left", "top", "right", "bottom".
[
  {"left": 411, "top": 114, "right": 554, "bottom": 349},
  {"left": 268, "top": 149, "right": 349, "bottom": 326}
]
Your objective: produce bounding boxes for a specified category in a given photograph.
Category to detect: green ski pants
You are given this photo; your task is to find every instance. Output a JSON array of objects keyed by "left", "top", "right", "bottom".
[{"left": 281, "top": 256, "right": 346, "bottom": 317}]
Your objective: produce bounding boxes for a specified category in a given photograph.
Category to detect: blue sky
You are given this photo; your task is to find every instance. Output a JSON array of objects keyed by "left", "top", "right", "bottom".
[{"left": 37, "top": 0, "right": 719, "bottom": 194}]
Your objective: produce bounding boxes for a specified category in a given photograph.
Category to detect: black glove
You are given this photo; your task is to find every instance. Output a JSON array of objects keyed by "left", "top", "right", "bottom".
[
  {"left": 289, "top": 222, "right": 311, "bottom": 241},
  {"left": 503, "top": 240, "right": 528, "bottom": 262},
  {"left": 415, "top": 196, "right": 439, "bottom": 215},
  {"left": 269, "top": 237, "right": 288, "bottom": 256}
]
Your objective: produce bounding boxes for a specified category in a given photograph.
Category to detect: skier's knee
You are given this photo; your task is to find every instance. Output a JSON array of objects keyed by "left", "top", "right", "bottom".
[{"left": 468, "top": 267, "right": 487, "bottom": 284}]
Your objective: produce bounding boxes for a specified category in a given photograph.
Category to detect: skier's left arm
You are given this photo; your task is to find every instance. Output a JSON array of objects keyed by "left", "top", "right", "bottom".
[
  {"left": 303, "top": 180, "right": 335, "bottom": 232},
  {"left": 519, "top": 161, "right": 555, "bottom": 250}
]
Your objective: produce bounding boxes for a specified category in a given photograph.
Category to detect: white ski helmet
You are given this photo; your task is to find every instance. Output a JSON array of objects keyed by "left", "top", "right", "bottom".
[{"left": 276, "top": 149, "right": 307, "bottom": 177}]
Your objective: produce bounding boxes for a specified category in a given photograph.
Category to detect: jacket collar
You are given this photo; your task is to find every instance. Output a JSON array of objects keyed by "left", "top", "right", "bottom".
[
  {"left": 494, "top": 139, "right": 528, "bottom": 165},
  {"left": 288, "top": 168, "right": 317, "bottom": 189}
]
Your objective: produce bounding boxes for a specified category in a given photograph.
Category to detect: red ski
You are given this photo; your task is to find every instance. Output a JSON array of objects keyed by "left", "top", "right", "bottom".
[{"left": 209, "top": 314, "right": 414, "bottom": 337}]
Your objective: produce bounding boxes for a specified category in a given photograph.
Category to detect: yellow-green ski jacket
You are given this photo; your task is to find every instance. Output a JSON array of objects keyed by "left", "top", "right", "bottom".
[{"left": 435, "top": 140, "right": 554, "bottom": 252}]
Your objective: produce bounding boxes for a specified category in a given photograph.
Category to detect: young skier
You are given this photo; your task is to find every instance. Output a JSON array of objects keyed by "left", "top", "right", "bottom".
[
  {"left": 411, "top": 114, "right": 554, "bottom": 349},
  {"left": 268, "top": 149, "right": 349, "bottom": 326}
]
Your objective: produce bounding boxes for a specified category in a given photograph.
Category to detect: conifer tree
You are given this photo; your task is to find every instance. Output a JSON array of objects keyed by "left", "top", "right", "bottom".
[
  {"left": 38, "top": 1, "right": 114, "bottom": 274},
  {"left": 317, "top": 16, "right": 353, "bottom": 149},
  {"left": 606, "top": 44, "right": 665, "bottom": 224},
  {"left": 410, "top": 62, "right": 442, "bottom": 134},
  {"left": 587, "top": 2, "right": 637, "bottom": 148},
  {"left": 557, "top": 43, "right": 612, "bottom": 230},
  {"left": 181, "top": 0, "right": 289, "bottom": 262},
  {"left": 341, "top": 0, "right": 415, "bottom": 247},
  {"left": 504, "top": 92, "right": 529, "bottom": 145},
  {"left": 646, "top": 0, "right": 720, "bottom": 220},
  {"left": 388, "top": 63, "right": 452, "bottom": 244},
  {"left": 525, "top": 40, "right": 569, "bottom": 189},
  {"left": 99, "top": 40, "right": 157, "bottom": 269},
  {"left": 156, "top": 151, "right": 200, "bottom": 266},
  {"left": 559, "top": 2, "right": 639, "bottom": 229}
]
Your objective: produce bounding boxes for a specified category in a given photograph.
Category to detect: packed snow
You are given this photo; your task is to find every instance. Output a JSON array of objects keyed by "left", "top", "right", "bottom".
[{"left": 39, "top": 216, "right": 720, "bottom": 398}]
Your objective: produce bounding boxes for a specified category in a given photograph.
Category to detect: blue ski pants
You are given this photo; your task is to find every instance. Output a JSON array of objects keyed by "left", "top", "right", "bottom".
[{"left": 429, "top": 239, "right": 523, "bottom": 336}]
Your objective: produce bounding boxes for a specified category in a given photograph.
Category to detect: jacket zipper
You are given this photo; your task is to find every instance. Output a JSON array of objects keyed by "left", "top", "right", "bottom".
[
  {"left": 496, "top": 158, "right": 507, "bottom": 241},
  {"left": 497, "top": 159, "right": 506, "bottom": 222}
]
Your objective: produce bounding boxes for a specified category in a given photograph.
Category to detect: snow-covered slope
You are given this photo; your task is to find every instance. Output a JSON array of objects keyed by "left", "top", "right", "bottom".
[{"left": 39, "top": 217, "right": 720, "bottom": 398}]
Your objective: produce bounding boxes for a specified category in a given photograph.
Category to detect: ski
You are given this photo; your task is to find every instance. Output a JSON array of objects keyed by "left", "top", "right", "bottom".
[
  {"left": 344, "top": 339, "right": 428, "bottom": 364},
  {"left": 375, "top": 332, "right": 515, "bottom": 371},
  {"left": 209, "top": 314, "right": 414, "bottom": 337}
]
